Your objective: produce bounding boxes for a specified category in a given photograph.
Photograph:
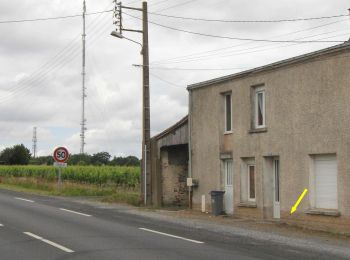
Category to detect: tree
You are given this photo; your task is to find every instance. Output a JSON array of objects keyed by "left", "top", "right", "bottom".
[
  {"left": 110, "top": 155, "right": 140, "bottom": 166},
  {"left": 0, "top": 144, "right": 31, "bottom": 165},
  {"left": 91, "top": 152, "right": 111, "bottom": 165},
  {"left": 30, "top": 156, "right": 54, "bottom": 165},
  {"left": 68, "top": 153, "right": 92, "bottom": 165},
  {"left": 124, "top": 156, "right": 140, "bottom": 166},
  {"left": 0, "top": 147, "right": 13, "bottom": 164}
]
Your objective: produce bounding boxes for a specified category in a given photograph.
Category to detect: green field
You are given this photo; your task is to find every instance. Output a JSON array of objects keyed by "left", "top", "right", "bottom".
[{"left": 0, "top": 165, "right": 141, "bottom": 205}]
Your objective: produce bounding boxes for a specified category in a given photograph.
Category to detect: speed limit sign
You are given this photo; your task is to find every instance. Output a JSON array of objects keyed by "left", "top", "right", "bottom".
[{"left": 53, "top": 147, "right": 69, "bottom": 163}]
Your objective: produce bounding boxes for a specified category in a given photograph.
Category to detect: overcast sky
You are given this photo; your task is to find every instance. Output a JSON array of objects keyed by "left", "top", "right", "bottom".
[{"left": 0, "top": 0, "right": 349, "bottom": 158}]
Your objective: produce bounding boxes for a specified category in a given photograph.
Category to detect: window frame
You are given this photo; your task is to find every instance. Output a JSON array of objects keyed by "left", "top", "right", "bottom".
[
  {"left": 309, "top": 154, "right": 338, "bottom": 210},
  {"left": 274, "top": 159, "right": 280, "bottom": 203},
  {"left": 247, "top": 164, "right": 256, "bottom": 202},
  {"left": 254, "top": 87, "right": 266, "bottom": 129},
  {"left": 224, "top": 159, "right": 233, "bottom": 186},
  {"left": 224, "top": 93, "right": 233, "bottom": 133}
]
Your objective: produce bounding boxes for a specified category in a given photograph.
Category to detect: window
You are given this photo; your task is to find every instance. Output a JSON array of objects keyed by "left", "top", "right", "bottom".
[
  {"left": 224, "top": 94, "right": 232, "bottom": 132},
  {"left": 311, "top": 155, "right": 338, "bottom": 209},
  {"left": 274, "top": 159, "right": 280, "bottom": 203},
  {"left": 248, "top": 165, "right": 256, "bottom": 201},
  {"left": 225, "top": 160, "right": 233, "bottom": 186},
  {"left": 255, "top": 87, "right": 265, "bottom": 128},
  {"left": 240, "top": 158, "right": 255, "bottom": 203}
]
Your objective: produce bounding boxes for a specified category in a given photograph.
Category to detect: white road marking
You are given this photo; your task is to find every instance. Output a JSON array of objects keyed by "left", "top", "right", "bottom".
[
  {"left": 23, "top": 232, "right": 74, "bottom": 253},
  {"left": 59, "top": 208, "right": 91, "bottom": 217},
  {"left": 0, "top": 224, "right": 3, "bottom": 227},
  {"left": 139, "top": 228, "right": 204, "bottom": 244},
  {"left": 15, "top": 197, "right": 34, "bottom": 203}
]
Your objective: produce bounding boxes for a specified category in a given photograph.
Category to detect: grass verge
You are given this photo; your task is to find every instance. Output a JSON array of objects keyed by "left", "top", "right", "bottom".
[{"left": 0, "top": 177, "right": 141, "bottom": 206}]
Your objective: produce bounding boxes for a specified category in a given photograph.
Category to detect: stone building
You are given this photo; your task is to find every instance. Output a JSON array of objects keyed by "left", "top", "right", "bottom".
[
  {"left": 187, "top": 42, "right": 350, "bottom": 233},
  {"left": 150, "top": 116, "right": 188, "bottom": 207}
]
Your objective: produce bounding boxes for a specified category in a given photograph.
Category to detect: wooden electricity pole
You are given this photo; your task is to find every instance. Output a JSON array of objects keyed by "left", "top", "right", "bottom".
[
  {"left": 112, "top": 1, "right": 151, "bottom": 205},
  {"left": 141, "top": 2, "right": 151, "bottom": 206}
]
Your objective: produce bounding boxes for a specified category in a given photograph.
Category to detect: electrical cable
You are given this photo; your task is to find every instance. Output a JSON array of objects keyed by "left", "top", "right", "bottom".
[
  {"left": 124, "top": 12, "right": 345, "bottom": 43},
  {"left": 150, "top": 0, "right": 173, "bottom": 7},
  {"left": 135, "top": 65, "right": 248, "bottom": 71},
  {"left": 0, "top": 8, "right": 113, "bottom": 104},
  {"left": 148, "top": 12, "right": 349, "bottom": 23},
  {"left": 0, "top": 2, "right": 114, "bottom": 96},
  {"left": 151, "top": 18, "right": 349, "bottom": 65},
  {"left": 149, "top": 72, "right": 184, "bottom": 88},
  {"left": 0, "top": 0, "right": 140, "bottom": 150},
  {"left": 151, "top": 27, "right": 350, "bottom": 65},
  {"left": 154, "top": 0, "right": 198, "bottom": 12},
  {"left": 149, "top": 31, "right": 350, "bottom": 66},
  {"left": 0, "top": 10, "right": 113, "bottom": 24}
]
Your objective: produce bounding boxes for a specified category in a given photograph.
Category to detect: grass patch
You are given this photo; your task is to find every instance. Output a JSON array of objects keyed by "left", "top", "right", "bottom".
[{"left": 0, "top": 176, "right": 141, "bottom": 206}]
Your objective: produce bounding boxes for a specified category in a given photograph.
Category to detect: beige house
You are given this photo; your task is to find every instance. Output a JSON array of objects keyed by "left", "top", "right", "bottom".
[{"left": 187, "top": 42, "right": 350, "bottom": 233}]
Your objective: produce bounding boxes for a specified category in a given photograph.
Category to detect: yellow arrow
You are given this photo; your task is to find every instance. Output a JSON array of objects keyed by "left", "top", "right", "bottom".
[{"left": 290, "top": 188, "right": 308, "bottom": 214}]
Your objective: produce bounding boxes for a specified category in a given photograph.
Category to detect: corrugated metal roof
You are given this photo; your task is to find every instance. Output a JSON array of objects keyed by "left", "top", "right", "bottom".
[{"left": 152, "top": 115, "right": 188, "bottom": 140}]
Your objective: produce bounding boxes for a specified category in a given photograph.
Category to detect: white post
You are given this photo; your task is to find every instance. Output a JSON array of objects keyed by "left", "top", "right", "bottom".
[
  {"left": 144, "top": 144, "right": 147, "bottom": 205},
  {"left": 201, "top": 195, "right": 206, "bottom": 213},
  {"left": 58, "top": 167, "right": 62, "bottom": 190}
]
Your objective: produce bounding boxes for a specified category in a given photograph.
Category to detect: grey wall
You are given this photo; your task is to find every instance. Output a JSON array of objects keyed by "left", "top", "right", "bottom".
[{"left": 189, "top": 47, "right": 350, "bottom": 230}]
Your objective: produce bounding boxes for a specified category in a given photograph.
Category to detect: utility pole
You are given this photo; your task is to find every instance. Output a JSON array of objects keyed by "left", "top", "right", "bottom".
[
  {"left": 111, "top": 1, "right": 151, "bottom": 205},
  {"left": 141, "top": 2, "right": 151, "bottom": 206},
  {"left": 80, "top": 0, "right": 87, "bottom": 154},
  {"left": 32, "top": 127, "right": 37, "bottom": 158}
]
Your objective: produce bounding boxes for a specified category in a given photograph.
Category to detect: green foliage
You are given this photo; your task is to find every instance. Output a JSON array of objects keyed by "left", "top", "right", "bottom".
[
  {"left": 67, "top": 153, "right": 91, "bottom": 165},
  {"left": 110, "top": 156, "right": 140, "bottom": 166},
  {"left": 91, "top": 152, "right": 111, "bottom": 165},
  {"left": 0, "top": 178, "right": 140, "bottom": 206},
  {"left": 29, "top": 156, "right": 54, "bottom": 165},
  {"left": 0, "top": 144, "right": 31, "bottom": 165},
  {"left": 0, "top": 165, "right": 140, "bottom": 188}
]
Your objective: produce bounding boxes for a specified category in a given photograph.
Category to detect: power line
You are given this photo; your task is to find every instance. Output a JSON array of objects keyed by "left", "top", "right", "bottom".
[
  {"left": 151, "top": 26, "right": 350, "bottom": 65},
  {"left": 0, "top": 5, "right": 114, "bottom": 104},
  {"left": 0, "top": 9, "right": 112, "bottom": 24},
  {"left": 0, "top": 3, "right": 112, "bottom": 100},
  {"left": 149, "top": 72, "right": 184, "bottom": 88},
  {"left": 150, "top": 19, "right": 349, "bottom": 65},
  {"left": 134, "top": 64, "right": 248, "bottom": 71},
  {"left": 150, "top": 31, "right": 350, "bottom": 66},
  {"left": 148, "top": 12, "right": 349, "bottom": 23},
  {"left": 154, "top": 0, "right": 198, "bottom": 12},
  {"left": 150, "top": 0, "right": 173, "bottom": 7},
  {"left": 124, "top": 12, "right": 346, "bottom": 43}
]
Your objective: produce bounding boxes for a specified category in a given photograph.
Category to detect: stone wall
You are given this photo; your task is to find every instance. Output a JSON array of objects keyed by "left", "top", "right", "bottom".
[{"left": 161, "top": 144, "right": 188, "bottom": 207}]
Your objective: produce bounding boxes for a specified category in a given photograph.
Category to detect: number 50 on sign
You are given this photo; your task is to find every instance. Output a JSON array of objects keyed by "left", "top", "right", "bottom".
[{"left": 53, "top": 147, "right": 69, "bottom": 163}]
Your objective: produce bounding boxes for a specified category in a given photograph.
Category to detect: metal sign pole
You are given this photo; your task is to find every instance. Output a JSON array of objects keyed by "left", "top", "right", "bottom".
[
  {"left": 53, "top": 146, "right": 69, "bottom": 190},
  {"left": 58, "top": 167, "right": 62, "bottom": 188}
]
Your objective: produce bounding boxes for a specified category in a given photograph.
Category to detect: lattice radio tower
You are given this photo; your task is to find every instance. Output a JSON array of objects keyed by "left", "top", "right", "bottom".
[
  {"left": 32, "top": 127, "right": 37, "bottom": 158},
  {"left": 80, "top": 0, "right": 87, "bottom": 154}
]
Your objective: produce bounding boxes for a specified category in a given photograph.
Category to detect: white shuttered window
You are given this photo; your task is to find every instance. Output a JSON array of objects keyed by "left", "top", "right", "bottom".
[{"left": 314, "top": 155, "right": 338, "bottom": 209}]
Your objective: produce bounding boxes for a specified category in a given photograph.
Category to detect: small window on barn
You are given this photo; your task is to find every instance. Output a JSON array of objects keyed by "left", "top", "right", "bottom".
[{"left": 224, "top": 93, "right": 232, "bottom": 133}]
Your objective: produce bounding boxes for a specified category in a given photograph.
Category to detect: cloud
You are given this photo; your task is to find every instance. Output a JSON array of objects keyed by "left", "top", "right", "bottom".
[{"left": 1, "top": 0, "right": 349, "bottom": 157}]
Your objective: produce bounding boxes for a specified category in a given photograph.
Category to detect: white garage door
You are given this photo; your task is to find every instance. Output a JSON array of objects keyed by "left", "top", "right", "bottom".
[{"left": 314, "top": 155, "right": 338, "bottom": 209}]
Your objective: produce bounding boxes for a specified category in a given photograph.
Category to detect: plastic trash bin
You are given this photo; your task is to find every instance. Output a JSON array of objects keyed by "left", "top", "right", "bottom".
[{"left": 210, "top": 190, "right": 225, "bottom": 216}]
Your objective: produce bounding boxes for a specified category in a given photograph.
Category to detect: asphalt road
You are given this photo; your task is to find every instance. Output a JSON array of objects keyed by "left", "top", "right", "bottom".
[{"left": 0, "top": 189, "right": 348, "bottom": 260}]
